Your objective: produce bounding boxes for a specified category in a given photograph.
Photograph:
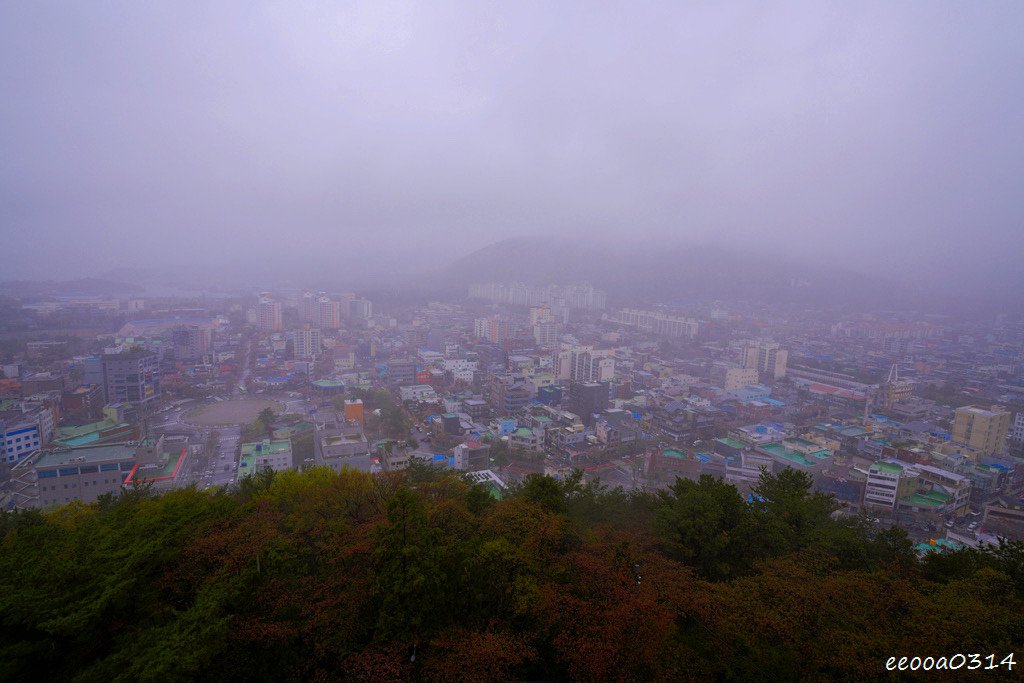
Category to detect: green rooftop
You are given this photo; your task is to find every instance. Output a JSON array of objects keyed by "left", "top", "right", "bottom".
[
  {"left": 903, "top": 490, "right": 953, "bottom": 507},
  {"left": 759, "top": 443, "right": 815, "bottom": 467},
  {"left": 240, "top": 439, "right": 292, "bottom": 456},
  {"left": 57, "top": 418, "right": 118, "bottom": 438},
  {"left": 34, "top": 443, "right": 138, "bottom": 468},
  {"left": 128, "top": 449, "right": 186, "bottom": 484},
  {"left": 873, "top": 461, "right": 903, "bottom": 473},
  {"left": 915, "top": 538, "right": 961, "bottom": 554},
  {"left": 238, "top": 453, "right": 260, "bottom": 475},
  {"left": 273, "top": 421, "right": 313, "bottom": 439},
  {"left": 716, "top": 437, "right": 746, "bottom": 450}
]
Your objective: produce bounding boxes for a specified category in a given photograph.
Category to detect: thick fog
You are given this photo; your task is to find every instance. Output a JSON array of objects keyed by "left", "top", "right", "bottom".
[{"left": 1, "top": 1, "right": 1022, "bottom": 288}]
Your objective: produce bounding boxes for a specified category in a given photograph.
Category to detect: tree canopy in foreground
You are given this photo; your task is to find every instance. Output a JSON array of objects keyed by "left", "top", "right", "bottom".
[{"left": 1, "top": 467, "right": 1021, "bottom": 681}]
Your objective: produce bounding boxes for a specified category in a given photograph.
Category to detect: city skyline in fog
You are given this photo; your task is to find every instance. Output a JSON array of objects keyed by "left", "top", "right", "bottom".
[{"left": 2, "top": 1, "right": 1023, "bottom": 288}]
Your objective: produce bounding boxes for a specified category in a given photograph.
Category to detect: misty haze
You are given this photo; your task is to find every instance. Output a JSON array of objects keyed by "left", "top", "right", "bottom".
[{"left": 1, "top": 2, "right": 1022, "bottom": 681}]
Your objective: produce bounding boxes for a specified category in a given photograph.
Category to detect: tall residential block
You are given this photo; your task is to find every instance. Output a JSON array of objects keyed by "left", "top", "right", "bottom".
[
  {"left": 317, "top": 295, "right": 341, "bottom": 329},
  {"left": 257, "top": 294, "right": 283, "bottom": 332},
  {"left": 102, "top": 350, "right": 160, "bottom": 406},
  {"left": 952, "top": 405, "right": 1011, "bottom": 456},
  {"left": 287, "top": 326, "right": 322, "bottom": 360},
  {"left": 743, "top": 341, "right": 788, "bottom": 381}
]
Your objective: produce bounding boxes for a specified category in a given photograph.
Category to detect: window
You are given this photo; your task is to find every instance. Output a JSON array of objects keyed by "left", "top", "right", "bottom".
[
  {"left": 38, "top": 469, "right": 57, "bottom": 479},
  {"left": 100, "top": 463, "right": 119, "bottom": 472},
  {"left": 59, "top": 467, "right": 78, "bottom": 476}
]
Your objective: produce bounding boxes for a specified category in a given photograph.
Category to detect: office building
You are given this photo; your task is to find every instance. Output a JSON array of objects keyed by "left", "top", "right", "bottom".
[
  {"left": 387, "top": 358, "right": 418, "bottom": 387},
  {"left": 12, "top": 443, "right": 137, "bottom": 508},
  {"left": 102, "top": 350, "right": 161, "bottom": 406},
  {"left": 569, "top": 381, "right": 610, "bottom": 426},
  {"left": 11, "top": 437, "right": 186, "bottom": 509},
  {"left": 952, "top": 405, "right": 1011, "bottom": 457}
]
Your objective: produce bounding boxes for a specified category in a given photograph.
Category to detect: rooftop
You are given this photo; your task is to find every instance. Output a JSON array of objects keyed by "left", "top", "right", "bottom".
[
  {"left": 240, "top": 439, "right": 292, "bottom": 455},
  {"left": 322, "top": 434, "right": 365, "bottom": 445},
  {"left": 125, "top": 447, "right": 187, "bottom": 484},
  {"left": 33, "top": 443, "right": 138, "bottom": 469},
  {"left": 903, "top": 490, "right": 952, "bottom": 507},
  {"left": 758, "top": 443, "right": 825, "bottom": 467}
]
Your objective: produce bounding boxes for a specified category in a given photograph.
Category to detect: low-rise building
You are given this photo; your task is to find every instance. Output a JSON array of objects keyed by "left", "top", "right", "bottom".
[
  {"left": 454, "top": 441, "right": 491, "bottom": 472},
  {"left": 10, "top": 438, "right": 184, "bottom": 508},
  {"left": 239, "top": 439, "right": 293, "bottom": 477},
  {"left": 124, "top": 436, "right": 189, "bottom": 492},
  {"left": 314, "top": 412, "right": 372, "bottom": 472},
  {"left": 399, "top": 384, "right": 439, "bottom": 403},
  {"left": 508, "top": 426, "right": 544, "bottom": 451}
]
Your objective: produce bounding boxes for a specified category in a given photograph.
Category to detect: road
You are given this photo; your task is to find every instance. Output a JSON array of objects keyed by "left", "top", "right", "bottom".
[{"left": 235, "top": 339, "right": 252, "bottom": 395}]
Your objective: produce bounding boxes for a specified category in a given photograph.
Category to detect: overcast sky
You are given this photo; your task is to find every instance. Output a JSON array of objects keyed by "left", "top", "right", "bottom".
[{"left": 1, "top": 1, "right": 1022, "bottom": 282}]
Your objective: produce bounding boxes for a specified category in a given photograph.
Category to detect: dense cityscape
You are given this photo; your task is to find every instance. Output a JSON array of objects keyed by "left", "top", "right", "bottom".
[{"left": 3, "top": 283, "right": 1024, "bottom": 542}]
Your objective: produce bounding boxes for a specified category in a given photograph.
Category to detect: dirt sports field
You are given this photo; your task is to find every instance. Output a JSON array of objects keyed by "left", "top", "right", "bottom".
[{"left": 185, "top": 398, "right": 284, "bottom": 426}]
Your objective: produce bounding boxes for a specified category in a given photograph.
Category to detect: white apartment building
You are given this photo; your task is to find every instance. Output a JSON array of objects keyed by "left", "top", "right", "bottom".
[
  {"left": 743, "top": 341, "right": 788, "bottom": 380},
  {"left": 864, "top": 460, "right": 903, "bottom": 509},
  {"left": 287, "top": 326, "right": 322, "bottom": 360},
  {"left": 257, "top": 295, "right": 283, "bottom": 332},
  {"left": 554, "top": 345, "right": 615, "bottom": 382},
  {"left": 399, "top": 385, "right": 439, "bottom": 403},
  {"left": 609, "top": 309, "right": 699, "bottom": 338}
]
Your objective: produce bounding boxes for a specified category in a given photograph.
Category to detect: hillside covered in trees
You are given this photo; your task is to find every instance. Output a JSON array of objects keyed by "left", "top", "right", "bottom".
[{"left": 1, "top": 466, "right": 1022, "bottom": 681}]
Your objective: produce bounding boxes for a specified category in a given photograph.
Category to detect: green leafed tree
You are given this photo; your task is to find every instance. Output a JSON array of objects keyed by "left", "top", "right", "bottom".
[{"left": 373, "top": 486, "right": 443, "bottom": 643}]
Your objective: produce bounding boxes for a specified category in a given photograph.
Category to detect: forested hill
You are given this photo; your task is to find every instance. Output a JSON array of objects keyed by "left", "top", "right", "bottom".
[{"left": 1, "top": 466, "right": 1022, "bottom": 681}]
